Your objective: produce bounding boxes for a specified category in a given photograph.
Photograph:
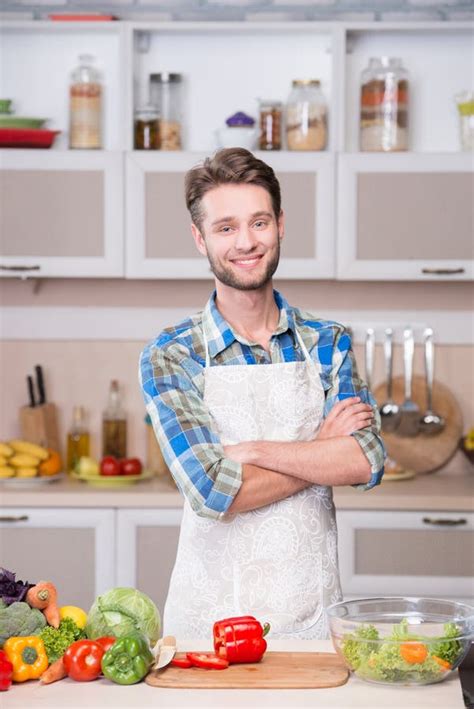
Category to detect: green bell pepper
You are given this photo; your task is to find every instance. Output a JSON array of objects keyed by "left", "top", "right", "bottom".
[{"left": 101, "top": 634, "right": 153, "bottom": 685}]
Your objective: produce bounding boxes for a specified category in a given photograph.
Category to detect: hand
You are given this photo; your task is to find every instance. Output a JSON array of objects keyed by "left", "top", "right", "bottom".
[
  {"left": 317, "top": 397, "right": 374, "bottom": 440},
  {"left": 224, "top": 442, "right": 254, "bottom": 464}
]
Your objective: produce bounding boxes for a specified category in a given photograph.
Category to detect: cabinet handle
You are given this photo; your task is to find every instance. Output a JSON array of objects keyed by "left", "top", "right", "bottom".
[
  {"left": 421, "top": 268, "right": 465, "bottom": 275},
  {"left": 422, "top": 517, "right": 467, "bottom": 526},
  {"left": 0, "top": 265, "right": 41, "bottom": 272},
  {"left": 0, "top": 515, "right": 29, "bottom": 522}
]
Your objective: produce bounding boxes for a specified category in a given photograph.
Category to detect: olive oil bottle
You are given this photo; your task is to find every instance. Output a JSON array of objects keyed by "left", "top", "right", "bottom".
[
  {"left": 102, "top": 379, "right": 127, "bottom": 459},
  {"left": 66, "top": 406, "right": 90, "bottom": 473}
]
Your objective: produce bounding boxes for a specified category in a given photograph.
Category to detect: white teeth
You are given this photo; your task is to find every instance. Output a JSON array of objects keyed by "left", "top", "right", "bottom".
[{"left": 233, "top": 257, "right": 261, "bottom": 264}]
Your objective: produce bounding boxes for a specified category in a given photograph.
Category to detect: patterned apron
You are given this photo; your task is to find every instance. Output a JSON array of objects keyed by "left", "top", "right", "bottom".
[{"left": 163, "top": 327, "right": 342, "bottom": 639}]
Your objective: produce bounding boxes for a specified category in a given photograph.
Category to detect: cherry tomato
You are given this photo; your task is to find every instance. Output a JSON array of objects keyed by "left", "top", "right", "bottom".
[
  {"left": 100, "top": 456, "right": 120, "bottom": 477},
  {"left": 186, "top": 652, "right": 229, "bottom": 670},
  {"left": 120, "top": 458, "right": 143, "bottom": 476},
  {"left": 170, "top": 655, "right": 193, "bottom": 668},
  {"left": 400, "top": 642, "right": 428, "bottom": 664},
  {"left": 63, "top": 640, "right": 104, "bottom": 681},
  {"left": 95, "top": 637, "right": 116, "bottom": 654}
]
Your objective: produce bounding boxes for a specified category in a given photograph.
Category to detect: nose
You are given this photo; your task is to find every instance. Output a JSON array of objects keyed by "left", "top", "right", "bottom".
[{"left": 234, "top": 224, "right": 257, "bottom": 252}]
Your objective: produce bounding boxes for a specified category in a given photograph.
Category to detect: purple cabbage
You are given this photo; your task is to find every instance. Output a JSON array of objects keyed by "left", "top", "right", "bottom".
[
  {"left": 0, "top": 568, "right": 33, "bottom": 605},
  {"left": 226, "top": 111, "right": 255, "bottom": 127}
]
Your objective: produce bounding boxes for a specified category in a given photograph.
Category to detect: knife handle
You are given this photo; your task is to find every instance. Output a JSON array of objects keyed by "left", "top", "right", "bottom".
[
  {"left": 35, "top": 365, "right": 46, "bottom": 405},
  {"left": 27, "top": 375, "right": 36, "bottom": 408}
]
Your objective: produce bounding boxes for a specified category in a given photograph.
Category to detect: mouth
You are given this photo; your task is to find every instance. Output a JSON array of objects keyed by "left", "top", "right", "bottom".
[{"left": 229, "top": 254, "right": 264, "bottom": 269}]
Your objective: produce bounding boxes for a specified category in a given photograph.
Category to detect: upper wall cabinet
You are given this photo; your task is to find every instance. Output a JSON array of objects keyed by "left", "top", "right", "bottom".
[
  {"left": 337, "top": 153, "right": 474, "bottom": 281},
  {"left": 125, "top": 151, "right": 335, "bottom": 279},
  {"left": 0, "top": 151, "right": 124, "bottom": 278}
]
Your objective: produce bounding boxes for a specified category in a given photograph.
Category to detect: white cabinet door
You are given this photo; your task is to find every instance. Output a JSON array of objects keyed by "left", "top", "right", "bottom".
[
  {"left": 116, "top": 508, "right": 182, "bottom": 620},
  {"left": 125, "top": 151, "right": 335, "bottom": 279},
  {"left": 337, "top": 509, "right": 474, "bottom": 603},
  {"left": 337, "top": 153, "right": 474, "bottom": 281},
  {"left": 0, "top": 507, "right": 115, "bottom": 610},
  {"left": 0, "top": 151, "right": 124, "bottom": 278}
]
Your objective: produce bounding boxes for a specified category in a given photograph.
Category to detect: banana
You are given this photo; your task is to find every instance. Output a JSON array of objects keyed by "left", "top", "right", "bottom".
[
  {"left": 15, "top": 467, "right": 38, "bottom": 478},
  {"left": 0, "top": 456, "right": 8, "bottom": 466},
  {"left": 0, "top": 443, "right": 13, "bottom": 458},
  {"left": 9, "top": 440, "right": 49, "bottom": 461},
  {"left": 10, "top": 453, "right": 41, "bottom": 468},
  {"left": 0, "top": 466, "right": 15, "bottom": 478}
]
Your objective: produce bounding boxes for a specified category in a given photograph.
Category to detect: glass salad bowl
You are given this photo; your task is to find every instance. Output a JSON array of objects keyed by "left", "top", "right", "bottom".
[{"left": 326, "top": 597, "right": 474, "bottom": 686}]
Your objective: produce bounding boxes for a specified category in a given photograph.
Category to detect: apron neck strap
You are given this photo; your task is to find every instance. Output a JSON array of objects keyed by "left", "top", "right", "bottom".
[
  {"left": 202, "top": 328, "right": 211, "bottom": 368},
  {"left": 295, "top": 328, "right": 312, "bottom": 363}
]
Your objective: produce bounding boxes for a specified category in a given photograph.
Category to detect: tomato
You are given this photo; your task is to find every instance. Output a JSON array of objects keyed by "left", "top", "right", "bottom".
[
  {"left": 95, "top": 637, "right": 116, "bottom": 654},
  {"left": 100, "top": 456, "right": 120, "bottom": 476},
  {"left": 432, "top": 655, "right": 451, "bottom": 671},
  {"left": 120, "top": 458, "right": 142, "bottom": 476},
  {"left": 186, "top": 652, "right": 229, "bottom": 670},
  {"left": 400, "top": 642, "right": 428, "bottom": 664},
  {"left": 63, "top": 640, "right": 104, "bottom": 681},
  {"left": 170, "top": 655, "right": 193, "bottom": 668}
]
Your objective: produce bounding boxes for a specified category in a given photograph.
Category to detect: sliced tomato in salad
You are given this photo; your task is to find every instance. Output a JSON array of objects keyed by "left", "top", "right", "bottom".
[{"left": 186, "top": 652, "right": 229, "bottom": 670}]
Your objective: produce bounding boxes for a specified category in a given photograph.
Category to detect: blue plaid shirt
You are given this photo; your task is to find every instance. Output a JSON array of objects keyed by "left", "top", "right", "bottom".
[{"left": 140, "top": 290, "right": 385, "bottom": 519}]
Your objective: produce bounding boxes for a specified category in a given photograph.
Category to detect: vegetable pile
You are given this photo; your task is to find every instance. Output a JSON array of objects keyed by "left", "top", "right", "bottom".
[{"left": 340, "top": 618, "right": 464, "bottom": 683}]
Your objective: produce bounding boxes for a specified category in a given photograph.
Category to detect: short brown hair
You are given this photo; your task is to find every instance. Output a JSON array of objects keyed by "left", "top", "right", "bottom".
[{"left": 184, "top": 148, "right": 281, "bottom": 233}]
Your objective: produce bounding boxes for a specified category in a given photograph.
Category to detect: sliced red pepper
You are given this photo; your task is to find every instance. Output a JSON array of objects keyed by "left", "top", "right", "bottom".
[
  {"left": 213, "top": 615, "right": 270, "bottom": 664},
  {"left": 170, "top": 655, "right": 193, "bottom": 669},
  {"left": 186, "top": 653, "right": 229, "bottom": 670}
]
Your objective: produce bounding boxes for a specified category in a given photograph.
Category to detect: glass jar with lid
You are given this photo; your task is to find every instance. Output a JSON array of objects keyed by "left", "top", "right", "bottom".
[
  {"left": 134, "top": 105, "right": 160, "bottom": 150},
  {"left": 149, "top": 72, "right": 183, "bottom": 150},
  {"left": 258, "top": 100, "right": 282, "bottom": 150},
  {"left": 360, "top": 57, "right": 409, "bottom": 152},
  {"left": 285, "top": 80, "right": 327, "bottom": 151}
]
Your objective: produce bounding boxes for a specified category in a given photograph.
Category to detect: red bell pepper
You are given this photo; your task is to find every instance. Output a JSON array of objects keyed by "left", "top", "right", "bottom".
[
  {"left": 213, "top": 615, "right": 270, "bottom": 664},
  {"left": 0, "top": 650, "right": 13, "bottom": 691}
]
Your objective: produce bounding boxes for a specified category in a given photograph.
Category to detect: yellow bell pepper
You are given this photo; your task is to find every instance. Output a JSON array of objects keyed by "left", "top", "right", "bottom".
[{"left": 3, "top": 636, "right": 48, "bottom": 682}]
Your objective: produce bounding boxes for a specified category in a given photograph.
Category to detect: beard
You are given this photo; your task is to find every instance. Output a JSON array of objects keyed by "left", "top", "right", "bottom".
[{"left": 207, "top": 239, "right": 281, "bottom": 291}]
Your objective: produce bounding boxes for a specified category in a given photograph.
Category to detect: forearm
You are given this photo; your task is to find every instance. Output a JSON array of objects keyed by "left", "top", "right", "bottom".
[
  {"left": 243, "top": 437, "right": 372, "bottom": 487},
  {"left": 225, "top": 463, "right": 311, "bottom": 516}
]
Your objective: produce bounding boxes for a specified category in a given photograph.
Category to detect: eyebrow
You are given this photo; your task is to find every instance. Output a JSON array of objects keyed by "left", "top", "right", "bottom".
[{"left": 210, "top": 211, "right": 273, "bottom": 227}]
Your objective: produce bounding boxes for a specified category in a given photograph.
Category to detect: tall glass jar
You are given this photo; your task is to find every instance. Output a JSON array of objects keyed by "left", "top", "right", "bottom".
[
  {"left": 69, "top": 54, "right": 102, "bottom": 150},
  {"left": 285, "top": 80, "right": 327, "bottom": 151},
  {"left": 149, "top": 72, "right": 183, "bottom": 150},
  {"left": 360, "top": 57, "right": 409, "bottom": 152},
  {"left": 258, "top": 100, "right": 282, "bottom": 150},
  {"left": 134, "top": 105, "right": 160, "bottom": 150},
  {"left": 455, "top": 91, "right": 474, "bottom": 151}
]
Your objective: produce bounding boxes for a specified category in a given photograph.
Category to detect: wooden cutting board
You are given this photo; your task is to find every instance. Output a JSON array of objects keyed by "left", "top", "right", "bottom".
[
  {"left": 373, "top": 375, "right": 463, "bottom": 474},
  {"left": 145, "top": 652, "right": 349, "bottom": 689}
]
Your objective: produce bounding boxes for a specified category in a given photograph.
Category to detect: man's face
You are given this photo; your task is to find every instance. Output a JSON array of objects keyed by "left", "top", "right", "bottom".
[{"left": 191, "top": 183, "right": 284, "bottom": 291}]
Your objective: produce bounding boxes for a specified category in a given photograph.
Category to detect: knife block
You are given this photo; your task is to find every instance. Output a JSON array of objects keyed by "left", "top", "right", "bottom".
[{"left": 19, "top": 403, "right": 61, "bottom": 456}]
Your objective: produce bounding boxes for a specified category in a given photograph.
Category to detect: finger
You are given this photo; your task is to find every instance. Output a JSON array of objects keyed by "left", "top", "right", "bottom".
[
  {"left": 326, "top": 397, "right": 361, "bottom": 419},
  {"left": 336, "top": 404, "right": 373, "bottom": 422}
]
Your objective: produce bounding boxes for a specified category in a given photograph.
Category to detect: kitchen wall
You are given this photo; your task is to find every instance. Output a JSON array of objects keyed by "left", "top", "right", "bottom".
[{"left": 1, "top": 277, "right": 472, "bottom": 462}]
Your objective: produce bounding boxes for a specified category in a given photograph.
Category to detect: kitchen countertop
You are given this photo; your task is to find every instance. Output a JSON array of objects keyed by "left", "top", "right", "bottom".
[
  {"left": 1, "top": 639, "right": 465, "bottom": 709},
  {"left": 1, "top": 452, "right": 472, "bottom": 511}
]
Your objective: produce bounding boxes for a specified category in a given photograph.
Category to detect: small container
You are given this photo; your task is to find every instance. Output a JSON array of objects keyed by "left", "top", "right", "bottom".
[
  {"left": 259, "top": 100, "right": 282, "bottom": 151},
  {"left": 69, "top": 54, "right": 102, "bottom": 150},
  {"left": 455, "top": 91, "right": 474, "bottom": 151},
  {"left": 149, "top": 72, "right": 183, "bottom": 150},
  {"left": 134, "top": 105, "right": 160, "bottom": 150},
  {"left": 360, "top": 57, "right": 409, "bottom": 152},
  {"left": 66, "top": 406, "right": 90, "bottom": 473},
  {"left": 102, "top": 379, "right": 127, "bottom": 459},
  {"left": 286, "top": 80, "right": 327, "bottom": 151},
  {"left": 217, "top": 111, "right": 256, "bottom": 149}
]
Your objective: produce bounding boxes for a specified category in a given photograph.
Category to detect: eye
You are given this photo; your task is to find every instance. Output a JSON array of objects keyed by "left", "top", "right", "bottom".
[
  {"left": 253, "top": 220, "right": 267, "bottom": 229},
  {"left": 219, "top": 225, "right": 233, "bottom": 233}
]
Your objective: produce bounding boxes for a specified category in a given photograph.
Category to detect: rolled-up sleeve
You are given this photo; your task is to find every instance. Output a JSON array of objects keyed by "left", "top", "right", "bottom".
[
  {"left": 139, "top": 340, "right": 242, "bottom": 518},
  {"left": 325, "top": 327, "right": 386, "bottom": 490}
]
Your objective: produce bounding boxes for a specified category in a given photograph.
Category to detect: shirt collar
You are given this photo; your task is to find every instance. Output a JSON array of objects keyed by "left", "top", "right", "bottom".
[{"left": 202, "top": 289, "right": 297, "bottom": 359}]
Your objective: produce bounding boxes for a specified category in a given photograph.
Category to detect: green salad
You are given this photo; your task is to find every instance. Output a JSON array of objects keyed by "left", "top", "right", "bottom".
[{"left": 340, "top": 618, "right": 463, "bottom": 683}]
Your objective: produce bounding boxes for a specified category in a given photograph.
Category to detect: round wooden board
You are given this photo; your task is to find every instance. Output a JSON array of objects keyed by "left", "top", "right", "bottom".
[{"left": 373, "top": 375, "right": 463, "bottom": 475}]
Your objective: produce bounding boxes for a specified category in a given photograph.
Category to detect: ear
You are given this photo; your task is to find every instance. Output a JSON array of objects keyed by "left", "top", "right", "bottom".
[
  {"left": 278, "top": 209, "right": 285, "bottom": 242},
  {"left": 191, "top": 223, "right": 207, "bottom": 257}
]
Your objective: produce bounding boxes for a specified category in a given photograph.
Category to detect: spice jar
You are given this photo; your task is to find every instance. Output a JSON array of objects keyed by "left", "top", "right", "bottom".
[
  {"left": 69, "top": 54, "right": 102, "bottom": 149},
  {"left": 455, "top": 91, "right": 474, "bottom": 151},
  {"left": 360, "top": 57, "right": 409, "bottom": 152},
  {"left": 149, "top": 72, "right": 183, "bottom": 150},
  {"left": 134, "top": 105, "right": 160, "bottom": 150},
  {"left": 286, "top": 80, "right": 327, "bottom": 151},
  {"left": 259, "top": 100, "right": 282, "bottom": 150}
]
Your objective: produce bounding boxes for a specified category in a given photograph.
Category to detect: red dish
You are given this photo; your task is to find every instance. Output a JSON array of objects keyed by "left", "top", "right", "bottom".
[
  {"left": 48, "top": 14, "right": 115, "bottom": 21},
  {"left": 0, "top": 128, "right": 61, "bottom": 149}
]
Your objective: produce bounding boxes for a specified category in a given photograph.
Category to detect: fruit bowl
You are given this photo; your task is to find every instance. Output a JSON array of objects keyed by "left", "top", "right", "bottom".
[
  {"left": 326, "top": 597, "right": 474, "bottom": 686},
  {"left": 72, "top": 468, "right": 154, "bottom": 488}
]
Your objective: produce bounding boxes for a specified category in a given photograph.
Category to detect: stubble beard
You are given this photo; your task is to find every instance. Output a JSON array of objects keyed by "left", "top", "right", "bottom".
[{"left": 207, "top": 238, "right": 281, "bottom": 292}]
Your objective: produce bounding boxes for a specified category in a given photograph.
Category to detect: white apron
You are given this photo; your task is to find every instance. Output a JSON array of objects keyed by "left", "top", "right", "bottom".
[{"left": 163, "top": 328, "right": 342, "bottom": 639}]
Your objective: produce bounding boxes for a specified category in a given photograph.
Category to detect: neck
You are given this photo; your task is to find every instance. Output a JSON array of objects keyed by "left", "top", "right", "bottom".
[{"left": 214, "top": 281, "right": 279, "bottom": 347}]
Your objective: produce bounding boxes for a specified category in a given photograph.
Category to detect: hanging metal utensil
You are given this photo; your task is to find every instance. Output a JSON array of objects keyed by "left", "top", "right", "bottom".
[
  {"left": 379, "top": 328, "right": 401, "bottom": 433},
  {"left": 364, "top": 328, "right": 375, "bottom": 391},
  {"left": 419, "top": 328, "right": 445, "bottom": 435},
  {"left": 397, "top": 327, "right": 420, "bottom": 437}
]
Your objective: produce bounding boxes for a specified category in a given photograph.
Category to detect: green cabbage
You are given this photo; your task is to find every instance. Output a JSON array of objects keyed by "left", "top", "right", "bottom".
[{"left": 85, "top": 588, "right": 160, "bottom": 646}]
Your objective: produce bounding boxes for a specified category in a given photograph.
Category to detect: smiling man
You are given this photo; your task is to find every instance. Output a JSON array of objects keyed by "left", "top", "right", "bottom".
[{"left": 139, "top": 148, "right": 385, "bottom": 640}]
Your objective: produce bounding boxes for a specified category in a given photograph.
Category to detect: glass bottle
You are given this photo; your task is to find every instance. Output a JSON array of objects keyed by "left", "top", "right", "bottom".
[
  {"left": 66, "top": 406, "right": 90, "bottom": 473},
  {"left": 258, "top": 100, "right": 282, "bottom": 150},
  {"left": 69, "top": 54, "right": 102, "bottom": 149},
  {"left": 134, "top": 105, "right": 160, "bottom": 150},
  {"left": 455, "top": 91, "right": 474, "bottom": 151},
  {"left": 359, "top": 57, "right": 409, "bottom": 152},
  {"left": 149, "top": 72, "right": 183, "bottom": 150},
  {"left": 102, "top": 380, "right": 127, "bottom": 459},
  {"left": 286, "top": 80, "right": 327, "bottom": 151}
]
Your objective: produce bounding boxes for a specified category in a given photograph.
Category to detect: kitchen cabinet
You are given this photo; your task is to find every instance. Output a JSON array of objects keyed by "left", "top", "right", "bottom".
[
  {"left": 0, "top": 507, "right": 115, "bottom": 610},
  {"left": 0, "top": 151, "right": 124, "bottom": 278},
  {"left": 337, "top": 509, "right": 474, "bottom": 605},
  {"left": 125, "top": 151, "right": 335, "bottom": 279},
  {"left": 116, "top": 508, "right": 182, "bottom": 619},
  {"left": 337, "top": 153, "right": 474, "bottom": 281}
]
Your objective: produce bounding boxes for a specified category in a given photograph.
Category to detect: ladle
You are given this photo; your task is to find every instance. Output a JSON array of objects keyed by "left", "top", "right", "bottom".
[
  {"left": 379, "top": 328, "right": 401, "bottom": 433},
  {"left": 419, "top": 327, "right": 445, "bottom": 435}
]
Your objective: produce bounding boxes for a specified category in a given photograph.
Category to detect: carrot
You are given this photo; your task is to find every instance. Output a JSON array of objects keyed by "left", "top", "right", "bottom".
[
  {"left": 26, "top": 581, "right": 60, "bottom": 628},
  {"left": 400, "top": 642, "right": 428, "bottom": 664},
  {"left": 40, "top": 657, "right": 67, "bottom": 685}
]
